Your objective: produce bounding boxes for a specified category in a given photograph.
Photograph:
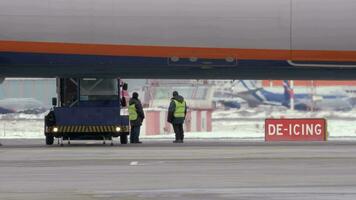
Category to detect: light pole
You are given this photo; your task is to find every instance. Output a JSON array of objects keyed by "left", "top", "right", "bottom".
[{"left": 290, "top": 80, "right": 295, "bottom": 111}]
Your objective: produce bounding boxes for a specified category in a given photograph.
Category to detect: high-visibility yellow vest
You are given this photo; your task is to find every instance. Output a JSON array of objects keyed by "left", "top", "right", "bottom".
[
  {"left": 128, "top": 104, "right": 138, "bottom": 121},
  {"left": 173, "top": 100, "right": 186, "bottom": 118}
]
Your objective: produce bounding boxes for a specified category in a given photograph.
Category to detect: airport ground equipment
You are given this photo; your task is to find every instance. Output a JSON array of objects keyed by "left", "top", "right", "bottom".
[{"left": 44, "top": 78, "right": 129, "bottom": 145}]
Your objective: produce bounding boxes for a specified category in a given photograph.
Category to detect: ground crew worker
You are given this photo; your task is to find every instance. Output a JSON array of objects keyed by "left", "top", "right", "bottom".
[
  {"left": 167, "top": 91, "right": 187, "bottom": 143},
  {"left": 128, "top": 92, "right": 145, "bottom": 144}
]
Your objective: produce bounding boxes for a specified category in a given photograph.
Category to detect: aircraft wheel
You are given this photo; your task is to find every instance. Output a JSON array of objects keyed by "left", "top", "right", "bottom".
[
  {"left": 120, "top": 135, "right": 128, "bottom": 144},
  {"left": 46, "top": 135, "right": 54, "bottom": 145}
]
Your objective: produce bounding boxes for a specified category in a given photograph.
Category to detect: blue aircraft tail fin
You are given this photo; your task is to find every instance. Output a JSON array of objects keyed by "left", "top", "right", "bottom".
[
  {"left": 239, "top": 80, "right": 260, "bottom": 90},
  {"left": 238, "top": 80, "right": 265, "bottom": 102}
]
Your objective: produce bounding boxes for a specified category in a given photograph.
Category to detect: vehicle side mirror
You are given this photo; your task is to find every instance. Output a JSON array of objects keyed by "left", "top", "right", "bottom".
[
  {"left": 122, "top": 83, "right": 128, "bottom": 91},
  {"left": 52, "top": 97, "right": 57, "bottom": 107}
]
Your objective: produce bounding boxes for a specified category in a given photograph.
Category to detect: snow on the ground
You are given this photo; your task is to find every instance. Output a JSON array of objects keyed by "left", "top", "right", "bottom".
[
  {"left": 0, "top": 98, "right": 49, "bottom": 114},
  {"left": 1, "top": 106, "right": 356, "bottom": 139},
  {"left": 213, "top": 105, "right": 356, "bottom": 119},
  {"left": 210, "top": 106, "right": 356, "bottom": 139}
]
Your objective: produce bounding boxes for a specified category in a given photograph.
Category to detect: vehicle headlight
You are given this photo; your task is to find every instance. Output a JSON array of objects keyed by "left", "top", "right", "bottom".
[
  {"left": 53, "top": 127, "right": 58, "bottom": 132},
  {"left": 115, "top": 126, "right": 121, "bottom": 132}
]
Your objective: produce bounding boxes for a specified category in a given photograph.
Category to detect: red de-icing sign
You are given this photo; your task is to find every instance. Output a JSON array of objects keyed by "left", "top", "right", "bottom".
[{"left": 265, "top": 119, "right": 327, "bottom": 141}]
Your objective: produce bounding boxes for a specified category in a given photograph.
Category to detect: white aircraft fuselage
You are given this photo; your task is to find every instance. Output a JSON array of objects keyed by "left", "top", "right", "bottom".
[{"left": 0, "top": 0, "right": 356, "bottom": 79}]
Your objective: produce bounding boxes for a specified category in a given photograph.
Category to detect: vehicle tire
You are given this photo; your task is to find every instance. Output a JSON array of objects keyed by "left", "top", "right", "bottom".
[
  {"left": 46, "top": 135, "right": 54, "bottom": 145},
  {"left": 120, "top": 135, "right": 128, "bottom": 144}
]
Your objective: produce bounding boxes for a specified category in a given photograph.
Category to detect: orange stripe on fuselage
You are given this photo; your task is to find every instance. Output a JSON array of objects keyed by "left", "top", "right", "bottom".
[
  {"left": 0, "top": 40, "right": 356, "bottom": 62},
  {"left": 291, "top": 50, "right": 356, "bottom": 62}
]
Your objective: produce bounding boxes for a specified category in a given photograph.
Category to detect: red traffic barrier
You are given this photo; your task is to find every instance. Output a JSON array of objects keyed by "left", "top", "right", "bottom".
[{"left": 265, "top": 118, "right": 327, "bottom": 141}]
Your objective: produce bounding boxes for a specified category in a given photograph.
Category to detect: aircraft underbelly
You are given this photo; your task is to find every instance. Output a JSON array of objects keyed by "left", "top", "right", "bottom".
[
  {"left": 292, "top": 0, "right": 356, "bottom": 51},
  {"left": 0, "top": 0, "right": 290, "bottom": 49},
  {"left": 1, "top": 0, "right": 356, "bottom": 78},
  {"left": 1, "top": 0, "right": 355, "bottom": 51}
]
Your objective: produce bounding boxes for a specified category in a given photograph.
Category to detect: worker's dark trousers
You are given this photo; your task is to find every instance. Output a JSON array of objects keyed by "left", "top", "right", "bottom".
[
  {"left": 130, "top": 125, "right": 141, "bottom": 143},
  {"left": 173, "top": 123, "right": 184, "bottom": 141}
]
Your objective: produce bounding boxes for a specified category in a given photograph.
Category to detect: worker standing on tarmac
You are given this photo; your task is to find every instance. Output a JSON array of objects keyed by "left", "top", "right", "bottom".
[
  {"left": 128, "top": 92, "right": 145, "bottom": 144},
  {"left": 168, "top": 91, "right": 187, "bottom": 143}
]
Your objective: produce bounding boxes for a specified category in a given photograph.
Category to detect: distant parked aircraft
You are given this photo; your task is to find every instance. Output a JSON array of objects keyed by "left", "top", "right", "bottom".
[{"left": 235, "top": 80, "right": 353, "bottom": 111}]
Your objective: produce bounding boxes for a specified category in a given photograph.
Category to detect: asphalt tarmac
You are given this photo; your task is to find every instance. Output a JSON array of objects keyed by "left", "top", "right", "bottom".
[{"left": 1, "top": 139, "right": 356, "bottom": 200}]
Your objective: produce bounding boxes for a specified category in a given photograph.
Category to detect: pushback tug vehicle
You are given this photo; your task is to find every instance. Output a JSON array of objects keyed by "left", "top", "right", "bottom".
[{"left": 44, "top": 78, "right": 129, "bottom": 146}]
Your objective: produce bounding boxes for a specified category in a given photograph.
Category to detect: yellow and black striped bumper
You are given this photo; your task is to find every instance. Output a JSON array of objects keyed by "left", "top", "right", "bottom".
[{"left": 47, "top": 125, "right": 129, "bottom": 133}]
